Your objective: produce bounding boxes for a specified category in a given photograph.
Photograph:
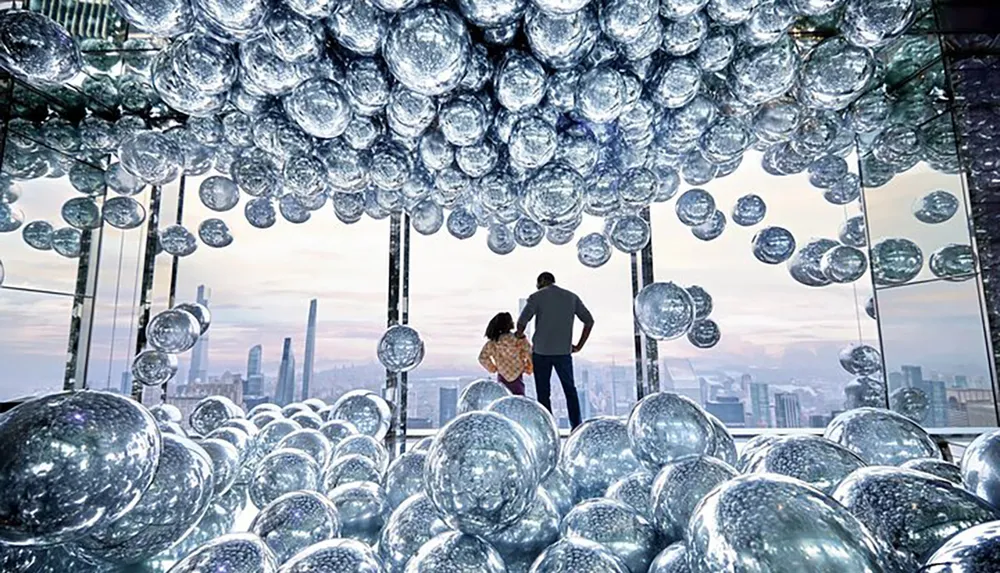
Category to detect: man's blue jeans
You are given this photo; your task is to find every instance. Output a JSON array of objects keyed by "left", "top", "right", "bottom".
[{"left": 532, "top": 353, "right": 582, "bottom": 429}]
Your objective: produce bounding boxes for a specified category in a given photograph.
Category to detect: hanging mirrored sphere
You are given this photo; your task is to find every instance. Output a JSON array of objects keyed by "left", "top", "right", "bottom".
[
  {"left": 687, "top": 318, "right": 720, "bottom": 348},
  {"left": 824, "top": 407, "right": 940, "bottom": 466},
  {"left": 0, "top": 11, "right": 82, "bottom": 84},
  {"left": 384, "top": 6, "right": 471, "bottom": 97},
  {"left": 871, "top": 237, "right": 923, "bottom": 286},
  {"left": 674, "top": 188, "right": 715, "bottom": 226},
  {"left": 103, "top": 196, "right": 147, "bottom": 230},
  {"left": 160, "top": 224, "right": 198, "bottom": 257},
  {"left": 120, "top": 131, "right": 182, "bottom": 185},
  {"left": 913, "top": 189, "right": 960, "bottom": 224},
  {"left": 731, "top": 194, "right": 765, "bottom": 226},
  {"left": 377, "top": 325, "right": 425, "bottom": 372},
  {"left": 608, "top": 214, "right": 651, "bottom": 254},
  {"left": 61, "top": 197, "right": 101, "bottom": 230},
  {"left": 0, "top": 203, "right": 24, "bottom": 233},
  {"left": 889, "top": 387, "right": 929, "bottom": 423},
  {"left": 131, "top": 349, "right": 178, "bottom": 386},
  {"left": 146, "top": 308, "right": 200, "bottom": 353},
  {"left": 199, "top": 176, "right": 240, "bottom": 212},
  {"left": 634, "top": 282, "right": 695, "bottom": 341},
  {"left": 788, "top": 238, "right": 838, "bottom": 287},
  {"left": 199, "top": 218, "right": 234, "bottom": 248},
  {"left": 22, "top": 220, "right": 54, "bottom": 250},
  {"left": 692, "top": 209, "right": 726, "bottom": 241},
  {"left": 577, "top": 232, "right": 613, "bottom": 268},
  {"left": 751, "top": 226, "right": 796, "bottom": 264},
  {"left": 52, "top": 227, "right": 82, "bottom": 258},
  {"left": 838, "top": 343, "right": 882, "bottom": 376},
  {"left": 0, "top": 391, "right": 160, "bottom": 545},
  {"left": 820, "top": 245, "right": 868, "bottom": 283},
  {"left": 929, "top": 244, "right": 976, "bottom": 280},
  {"left": 245, "top": 197, "right": 278, "bottom": 229}
]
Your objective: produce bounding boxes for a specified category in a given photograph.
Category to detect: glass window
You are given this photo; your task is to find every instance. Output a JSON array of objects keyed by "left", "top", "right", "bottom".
[
  {"left": 407, "top": 220, "right": 636, "bottom": 430},
  {"left": 0, "top": 288, "right": 73, "bottom": 400}
]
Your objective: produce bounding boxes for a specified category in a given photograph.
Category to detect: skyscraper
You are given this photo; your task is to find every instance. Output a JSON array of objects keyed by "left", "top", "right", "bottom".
[
  {"left": 578, "top": 369, "right": 592, "bottom": 421},
  {"left": 955, "top": 375, "right": 969, "bottom": 389},
  {"left": 750, "top": 382, "right": 770, "bottom": 427},
  {"left": 187, "top": 285, "right": 211, "bottom": 384},
  {"left": 246, "top": 344, "right": 263, "bottom": 396},
  {"left": 276, "top": 338, "right": 296, "bottom": 406},
  {"left": 302, "top": 299, "right": 318, "bottom": 400},
  {"left": 774, "top": 392, "right": 801, "bottom": 428},
  {"left": 901, "top": 365, "right": 923, "bottom": 389},
  {"left": 119, "top": 371, "right": 132, "bottom": 396},
  {"left": 439, "top": 387, "right": 458, "bottom": 427}
]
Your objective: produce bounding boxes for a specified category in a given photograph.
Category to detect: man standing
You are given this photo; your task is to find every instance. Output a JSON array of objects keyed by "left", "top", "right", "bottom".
[{"left": 516, "top": 272, "right": 594, "bottom": 429}]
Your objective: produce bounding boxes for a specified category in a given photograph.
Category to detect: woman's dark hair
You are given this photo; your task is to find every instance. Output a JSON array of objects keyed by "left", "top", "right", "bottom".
[{"left": 485, "top": 312, "right": 515, "bottom": 341}]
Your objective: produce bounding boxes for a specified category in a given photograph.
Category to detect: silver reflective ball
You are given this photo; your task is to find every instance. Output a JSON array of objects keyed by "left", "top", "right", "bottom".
[
  {"left": 741, "top": 435, "right": 867, "bottom": 494},
  {"left": 649, "top": 542, "right": 691, "bottom": 573},
  {"left": 922, "top": 520, "right": 1000, "bottom": 573},
  {"left": 824, "top": 407, "right": 940, "bottom": 466},
  {"left": 326, "top": 481, "right": 391, "bottom": 545},
  {"left": 833, "top": 466, "right": 1000, "bottom": 565},
  {"left": 484, "top": 488, "right": 560, "bottom": 571},
  {"left": 378, "top": 325, "right": 426, "bottom": 372},
  {"left": 250, "top": 449, "right": 322, "bottom": 508},
  {"left": 457, "top": 379, "right": 512, "bottom": 414},
  {"left": 0, "top": 391, "right": 161, "bottom": 546},
  {"left": 146, "top": 308, "right": 200, "bottom": 353},
  {"left": 688, "top": 474, "right": 891, "bottom": 572},
  {"left": 425, "top": 411, "right": 538, "bottom": 535},
  {"left": 331, "top": 390, "right": 392, "bottom": 441},
  {"left": 962, "top": 429, "right": 1000, "bottom": 508},
  {"left": 166, "top": 532, "right": 277, "bottom": 573},
  {"left": 627, "top": 392, "right": 715, "bottom": 467},
  {"left": 250, "top": 490, "right": 341, "bottom": 564},
  {"left": 651, "top": 454, "right": 737, "bottom": 543},
  {"left": 562, "top": 497, "right": 660, "bottom": 573},
  {"left": 405, "top": 531, "right": 505, "bottom": 573},
  {"left": 384, "top": 451, "right": 427, "bottom": 509},
  {"left": 528, "top": 538, "right": 630, "bottom": 573},
  {"left": 900, "top": 458, "right": 963, "bottom": 486},
  {"left": 190, "top": 395, "right": 243, "bottom": 436},
  {"left": 378, "top": 493, "right": 450, "bottom": 573},
  {"left": 560, "top": 416, "right": 641, "bottom": 501},
  {"left": 487, "top": 395, "right": 560, "bottom": 480},
  {"left": 606, "top": 471, "right": 655, "bottom": 520},
  {"left": 278, "top": 538, "right": 382, "bottom": 572}
]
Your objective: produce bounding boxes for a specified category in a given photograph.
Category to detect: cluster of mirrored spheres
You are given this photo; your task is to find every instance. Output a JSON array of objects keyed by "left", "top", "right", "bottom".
[
  {"left": 0, "top": 0, "right": 977, "bottom": 288},
  {"left": 132, "top": 302, "right": 213, "bottom": 387},
  {"left": 3, "top": 384, "right": 1000, "bottom": 572}
]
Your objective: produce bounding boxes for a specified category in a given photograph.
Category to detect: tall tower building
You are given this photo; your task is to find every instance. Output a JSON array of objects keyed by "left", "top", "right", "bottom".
[
  {"left": 276, "top": 338, "right": 296, "bottom": 406},
  {"left": 439, "top": 387, "right": 458, "bottom": 427},
  {"left": 578, "top": 369, "right": 592, "bottom": 421},
  {"left": 750, "top": 382, "right": 770, "bottom": 428},
  {"left": 119, "top": 371, "right": 132, "bottom": 396},
  {"left": 774, "top": 392, "right": 801, "bottom": 428},
  {"left": 902, "top": 365, "right": 924, "bottom": 389},
  {"left": 246, "top": 344, "right": 263, "bottom": 396},
  {"left": 187, "top": 285, "right": 211, "bottom": 384},
  {"left": 302, "top": 299, "right": 318, "bottom": 401}
]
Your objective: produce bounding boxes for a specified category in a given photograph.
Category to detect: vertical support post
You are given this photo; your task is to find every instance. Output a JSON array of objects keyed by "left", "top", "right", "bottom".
[
  {"left": 64, "top": 223, "right": 102, "bottom": 391},
  {"left": 384, "top": 214, "right": 409, "bottom": 458},
  {"left": 630, "top": 252, "right": 645, "bottom": 404},
  {"left": 639, "top": 207, "right": 659, "bottom": 396},
  {"left": 131, "top": 186, "right": 162, "bottom": 401},
  {"left": 159, "top": 176, "right": 185, "bottom": 404}
]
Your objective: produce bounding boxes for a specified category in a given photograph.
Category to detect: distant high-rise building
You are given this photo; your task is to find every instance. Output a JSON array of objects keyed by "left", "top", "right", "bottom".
[
  {"left": 774, "top": 392, "right": 801, "bottom": 428},
  {"left": 276, "top": 338, "right": 296, "bottom": 406},
  {"left": 187, "top": 285, "right": 211, "bottom": 384},
  {"left": 119, "top": 371, "right": 132, "bottom": 396},
  {"left": 660, "top": 358, "right": 699, "bottom": 403},
  {"left": 579, "top": 369, "right": 592, "bottom": 421},
  {"left": 705, "top": 396, "right": 745, "bottom": 427},
  {"left": 302, "top": 299, "right": 318, "bottom": 400},
  {"left": 912, "top": 379, "right": 948, "bottom": 427},
  {"left": 439, "top": 387, "right": 458, "bottom": 427},
  {"left": 246, "top": 344, "right": 264, "bottom": 396},
  {"left": 750, "top": 383, "right": 770, "bottom": 427},
  {"left": 955, "top": 375, "right": 969, "bottom": 389},
  {"left": 901, "top": 365, "right": 923, "bottom": 389},
  {"left": 808, "top": 414, "right": 831, "bottom": 428},
  {"left": 888, "top": 371, "right": 904, "bottom": 391},
  {"left": 34, "top": 0, "right": 124, "bottom": 39}
]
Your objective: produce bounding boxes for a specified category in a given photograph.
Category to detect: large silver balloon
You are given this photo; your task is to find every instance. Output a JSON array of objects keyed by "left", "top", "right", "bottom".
[
  {"left": 250, "top": 491, "right": 342, "bottom": 564},
  {"left": 324, "top": 453, "right": 383, "bottom": 491},
  {"left": 277, "top": 428, "right": 333, "bottom": 468},
  {"left": 378, "top": 325, "right": 426, "bottom": 372},
  {"left": 824, "top": 407, "right": 940, "bottom": 466},
  {"left": 606, "top": 471, "right": 655, "bottom": 520},
  {"left": 457, "top": 378, "right": 512, "bottom": 413},
  {"left": 962, "top": 429, "right": 1000, "bottom": 509},
  {"left": 627, "top": 392, "right": 715, "bottom": 467},
  {"left": 688, "top": 474, "right": 891, "bottom": 572},
  {"left": 379, "top": 493, "right": 450, "bottom": 573},
  {"left": 634, "top": 283, "right": 696, "bottom": 341},
  {"left": 562, "top": 497, "right": 659, "bottom": 573},
  {"left": 190, "top": 395, "right": 243, "bottom": 436},
  {"left": 166, "top": 533, "right": 277, "bottom": 573},
  {"left": 833, "top": 466, "right": 1000, "bottom": 565},
  {"left": 528, "top": 537, "right": 630, "bottom": 573},
  {"left": 0, "top": 391, "right": 161, "bottom": 546},
  {"left": 425, "top": 411, "right": 538, "bottom": 535},
  {"left": 922, "top": 520, "right": 1000, "bottom": 573},
  {"left": 900, "top": 458, "right": 963, "bottom": 485},
  {"left": 331, "top": 390, "right": 392, "bottom": 440},
  {"left": 0, "top": 11, "right": 82, "bottom": 84},
  {"left": 484, "top": 488, "right": 560, "bottom": 572},
  {"left": 487, "top": 395, "right": 560, "bottom": 480},
  {"left": 561, "top": 416, "right": 641, "bottom": 501},
  {"left": 278, "top": 538, "right": 382, "bottom": 572},
  {"left": 250, "top": 449, "right": 322, "bottom": 508},
  {"left": 326, "top": 481, "right": 391, "bottom": 545},
  {"left": 650, "top": 454, "right": 737, "bottom": 543},
  {"left": 384, "top": 450, "right": 428, "bottom": 508},
  {"left": 147, "top": 308, "right": 201, "bottom": 354},
  {"left": 406, "top": 531, "right": 506, "bottom": 573},
  {"left": 540, "top": 466, "right": 577, "bottom": 517},
  {"left": 334, "top": 434, "right": 389, "bottom": 473},
  {"left": 741, "top": 435, "right": 867, "bottom": 494},
  {"left": 648, "top": 542, "right": 691, "bottom": 573}
]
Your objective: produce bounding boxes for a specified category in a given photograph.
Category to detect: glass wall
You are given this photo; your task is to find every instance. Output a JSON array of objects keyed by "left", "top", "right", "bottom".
[{"left": 406, "top": 219, "right": 636, "bottom": 430}]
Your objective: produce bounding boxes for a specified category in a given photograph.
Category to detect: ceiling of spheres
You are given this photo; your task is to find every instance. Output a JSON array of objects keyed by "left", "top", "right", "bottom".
[{"left": 0, "top": 0, "right": 979, "bottom": 364}]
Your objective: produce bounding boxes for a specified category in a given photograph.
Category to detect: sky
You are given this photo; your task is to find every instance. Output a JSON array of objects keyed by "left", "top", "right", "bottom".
[{"left": 0, "top": 150, "right": 995, "bottom": 403}]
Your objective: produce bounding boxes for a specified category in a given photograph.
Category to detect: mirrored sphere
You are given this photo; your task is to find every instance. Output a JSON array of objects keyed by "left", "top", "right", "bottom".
[
  {"left": 648, "top": 542, "right": 691, "bottom": 573},
  {"left": 562, "top": 498, "right": 659, "bottom": 573},
  {"left": 650, "top": 454, "right": 737, "bottom": 543},
  {"left": 561, "top": 416, "right": 640, "bottom": 501},
  {"left": 688, "top": 474, "right": 890, "bottom": 572},
  {"left": 913, "top": 189, "right": 960, "bottom": 224},
  {"left": 384, "top": 6, "right": 470, "bottom": 97},
  {"left": 131, "top": 349, "right": 179, "bottom": 386},
  {"left": 21, "top": 220, "right": 53, "bottom": 250},
  {"left": 326, "top": 481, "right": 391, "bottom": 545},
  {"left": 0, "top": 11, "right": 82, "bottom": 84},
  {"left": 751, "top": 226, "right": 796, "bottom": 264},
  {"left": 406, "top": 531, "right": 506, "bottom": 573},
  {"left": 175, "top": 301, "right": 211, "bottom": 334},
  {"left": 634, "top": 282, "right": 695, "bottom": 341},
  {"left": 165, "top": 533, "right": 277, "bottom": 573},
  {"left": 687, "top": 318, "right": 720, "bottom": 348},
  {"left": 249, "top": 490, "right": 341, "bottom": 564},
  {"left": 487, "top": 395, "right": 561, "bottom": 481},
  {"left": 250, "top": 449, "right": 321, "bottom": 508},
  {"left": 871, "top": 237, "right": 923, "bottom": 286},
  {"left": 0, "top": 391, "right": 160, "bottom": 545},
  {"left": 199, "top": 176, "right": 240, "bottom": 212},
  {"left": 425, "top": 411, "right": 538, "bottom": 535},
  {"left": 922, "top": 520, "right": 1000, "bottom": 573},
  {"left": 378, "top": 325, "right": 425, "bottom": 372},
  {"left": 199, "top": 218, "right": 234, "bottom": 248},
  {"left": 146, "top": 308, "right": 200, "bottom": 353},
  {"left": 731, "top": 194, "right": 766, "bottom": 226},
  {"left": 279, "top": 538, "right": 381, "bottom": 572},
  {"left": 606, "top": 471, "right": 655, "bottom": 520},
  {"left": 742, "top": 435, "right": 867, "bottom": 494},
  {"left": 961, "top": 429, "right": 1000, "bottom": 508},
  {"left": 331, "top": 390, "right": 392, "bottom": 440},
  {"left": 160, "top": 224, "right": 198, "bottom": 257},
  {"left": 627, "top": 392, "right": 714, "bottom": 467},
  {"left": 824, "top": 407, "right": 940, "bottom": 466},
  {"left": 930, "top": 244, "right": 976, "bottom": 280},
  {"left": 839, "top": 343, "right": 882, "bottom": 376},
  {"left": 577, "top": 232, "right": 613, "bottom": 268},
  {"left": 190, "top": 395, "right": 242, "bottom": 436},
  {"left": 383, "top": 451, "right": 427, "bottom": 508},
  {"left": 900, "top": 458, "right": 963, "bottom": 485},
  {"left": 379, "top": 493, "right": 449, "bottom": 573},
  {"left": 103, "top": 196, "right": 147, "bottom": 229},
  {"left": 528, "top": 537, "right": 630, "bottom": 573},
  {"left": 457, "top": 378, "right": 511, "bottom": 414}
]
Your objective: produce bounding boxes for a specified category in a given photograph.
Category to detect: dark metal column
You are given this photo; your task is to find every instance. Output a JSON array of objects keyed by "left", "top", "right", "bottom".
[
  {"left": 630, "top": 208, "right": 660, "bottom": 402},
  {"left": 384, "top": 213, "right": 410, "bottom": 458},
  {"left": 130, "top": 186, "right": 162, "bottom": 401},
  {"left": 64, "top": 224, "right": 103, "bottom": 391}
]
